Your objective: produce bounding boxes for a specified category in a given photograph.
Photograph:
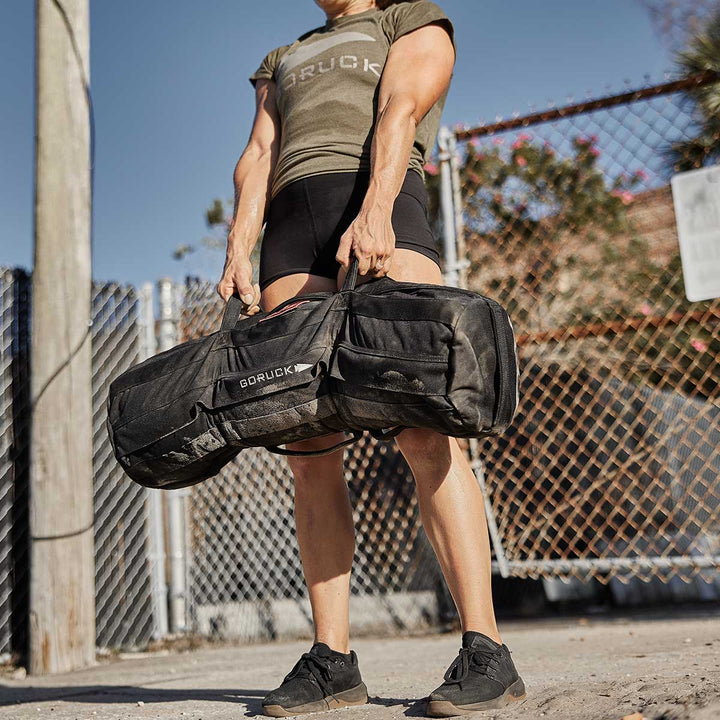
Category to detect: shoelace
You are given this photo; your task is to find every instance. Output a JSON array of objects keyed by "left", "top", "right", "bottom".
[
  {"left": 284, "top": 652, "right": 338, "bottom": 699},
  {"left": 442, "top": 646, "right": 501, "bottom": 685}
]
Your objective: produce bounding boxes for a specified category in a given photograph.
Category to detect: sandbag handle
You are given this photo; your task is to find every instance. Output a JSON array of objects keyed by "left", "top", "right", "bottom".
[
  {"left": 266, "top": 430, "right": 363, "bottom": 457},
  {"left": 341, "top": 255, "right": 360, "bottom": 292},
  {"left": 220, "top": 295, "right": 249, "bottom": 332}
]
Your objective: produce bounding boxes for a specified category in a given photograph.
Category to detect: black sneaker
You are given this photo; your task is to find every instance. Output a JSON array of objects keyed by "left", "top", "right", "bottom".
[
  {"left": 262, "top": 642, "right": 368, "bottom": 717},
  {"left": 426, "top": 631, "right": 526, "bottom": 716}
]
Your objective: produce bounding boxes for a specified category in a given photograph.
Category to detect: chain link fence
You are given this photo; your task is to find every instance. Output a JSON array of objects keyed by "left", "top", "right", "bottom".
[
  {"left": 448, "top": 73, "right": 720, "bottom": 585},
  {"left": 179, "top": 280, "right": 444, "bottom": 642},
  {"left": 91, "top": 282, "right": 154, "bottom": 649},
  {"left": 2, "top": 74, "right": 719, "bottom": 658},
  {"left": 0, "top": 270, "right": 155, "bottom": 660}
]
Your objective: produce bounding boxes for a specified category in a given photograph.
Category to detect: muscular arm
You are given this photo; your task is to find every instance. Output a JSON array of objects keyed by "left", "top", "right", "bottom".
[
  {"left": 217, "top": 78, "right": 281, "bottom": 305},
  {"left": 335, "top": 22, "right": 455, "bottom": 275}
]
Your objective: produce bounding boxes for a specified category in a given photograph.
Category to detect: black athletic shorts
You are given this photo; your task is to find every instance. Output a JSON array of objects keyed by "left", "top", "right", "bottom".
[{"left": 259, "top": 169, "right": 441, "bottom": 291}]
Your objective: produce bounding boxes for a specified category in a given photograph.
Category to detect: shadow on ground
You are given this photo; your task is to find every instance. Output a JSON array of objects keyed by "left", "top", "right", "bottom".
[
  {"left": 0, "top": 685, "right": 263, "bottom": 711},
  {"left": 0, "top": 685, "right": 430, "bottom": 717}
]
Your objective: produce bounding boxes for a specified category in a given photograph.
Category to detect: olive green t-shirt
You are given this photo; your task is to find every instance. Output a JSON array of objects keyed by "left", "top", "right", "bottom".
[{"left": 249, "top": 1, "right": 455, "bottom": 199}]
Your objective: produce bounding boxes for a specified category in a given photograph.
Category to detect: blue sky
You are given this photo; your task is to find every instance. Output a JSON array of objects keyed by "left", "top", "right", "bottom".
[{"left": 0, "top": 1, "right": 674, "bottom": 289}]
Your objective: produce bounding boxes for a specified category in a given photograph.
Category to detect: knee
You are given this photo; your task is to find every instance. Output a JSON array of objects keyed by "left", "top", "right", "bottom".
[
  {"left": 395, "top": 428, "right": 453, "bottom": 472},
  {"left": 286, "top": 433, "right": 347, "bottom": 484}
]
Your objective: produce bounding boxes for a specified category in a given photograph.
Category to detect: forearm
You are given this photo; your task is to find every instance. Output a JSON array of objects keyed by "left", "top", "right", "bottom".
[
  {"left": 228, "top": 143, "right": 276, "bottom": 255},
  {"left": 334, "top": 23, "right": 453, "bottom": 274},
  {"left": 334, "top": 96, "right": 417, "bottom": 272},
  {"left": 362, "top": 95, "right": 418, "bottom": 216}
]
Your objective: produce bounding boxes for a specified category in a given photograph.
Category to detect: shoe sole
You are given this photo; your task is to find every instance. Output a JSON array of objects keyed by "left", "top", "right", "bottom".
[
  {"left": 425, "top": 678, "right": 527, "bottom": 717},
  {"left": 263, "top": 681, "right": 369, "bottom": 717}
]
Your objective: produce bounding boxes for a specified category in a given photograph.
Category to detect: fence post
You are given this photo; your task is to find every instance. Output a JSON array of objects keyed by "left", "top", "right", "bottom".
[
  {"left": 438, "top": 126, "right": 460, "bottom": 287},
  {"left": 449, "top": 131, "right": 469, "bottom": 290},
  {"left": 138, "top": 283, "right": 169, "bottom": 640},
  {"left": 469, "top": 440, "right": 510, "bottom": 578},
  {"left": 157, "top": 278, "right": 188, "bottom": 633},
  {"left": 444, "top": 127, "right": 509, "bottom": 576}
]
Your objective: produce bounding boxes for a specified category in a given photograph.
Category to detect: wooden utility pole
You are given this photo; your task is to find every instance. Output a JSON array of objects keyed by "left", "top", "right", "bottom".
[{"left": 30, "top": 0, "right": 95, "bottom": 674}]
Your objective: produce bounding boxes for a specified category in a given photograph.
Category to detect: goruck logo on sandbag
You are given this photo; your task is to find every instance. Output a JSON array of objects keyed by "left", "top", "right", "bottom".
[{"left": 239, "top": 363, "right": 314, "bottom": 389}]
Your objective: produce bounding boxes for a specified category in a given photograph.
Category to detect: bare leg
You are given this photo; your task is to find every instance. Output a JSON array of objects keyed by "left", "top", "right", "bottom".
[
  {"left": 261, "top": 258, "right": 501, "bottom": 648},
  {"left": 262, "top": 273, "right": 354, "bottom": 655},
  {"left": 285, "top": 440, "right": 355, "bottom": 655},
  {"left": 346, "top": 250, "right": 501, "bottom": 643},
  {"left": 396, "top": 429, "right": 501, "bottom": 643}
]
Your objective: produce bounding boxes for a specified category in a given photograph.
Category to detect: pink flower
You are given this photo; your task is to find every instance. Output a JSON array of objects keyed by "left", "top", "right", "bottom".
[
  {"left": 640, "top": 303, "right": 652, "bottom": 316},
  {"left": 424, "top": 162, "right": 439, "bottom": 176},
  {"left": 576, "top": 135, "right": 589, "bottom": 145},
  {"left": 470, "top": 137, "right": 482, "bottom": 148},
  {"left": 516, "top": 156, "right": 528, "bottom": 167},
  {"left": 635, "top": 169, "right": 649, "bottom": 181},
  {"left": 468, "top": 172, "right": 481, "bottom": 183},
  {"left": 517, "top": 132, "right": 532, "bottom": 141},
  {"left": 590, "top": 134, "right": 599, "bottom": 143},
  {"left": 492, "top": 137, "right": 504, "bottom": 145},
  {"left": 690, "top": 339, "right": 708, "bottom": 352},
  {"left": 590, "top": 147, "right": 600, "bottom": 157},
  {"left": 612, "top": 189, "right": 634, "bottom": 204},
  {"left": 512, "top": 140, "right": 524, "bottom": 150}
]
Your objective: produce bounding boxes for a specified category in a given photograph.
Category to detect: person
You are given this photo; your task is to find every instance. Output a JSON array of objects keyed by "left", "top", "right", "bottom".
[{"left": 217, "top": 0, "right": 525, "bottom": 716}]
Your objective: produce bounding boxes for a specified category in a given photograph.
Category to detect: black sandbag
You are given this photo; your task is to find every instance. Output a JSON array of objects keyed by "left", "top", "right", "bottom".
[
  {"left": 106, "top": 260, "right": 519, "bottom": 490},
  {"left": 330, "top": 277, "right": 518, "bottom": 438},
  {"left": 106, "top": 290, "right": 348, "bottom": 489}
]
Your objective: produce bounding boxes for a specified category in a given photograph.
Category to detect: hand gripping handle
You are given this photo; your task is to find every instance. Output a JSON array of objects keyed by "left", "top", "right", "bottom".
[
  {"left": 220, "top": 256, "right": 360, "bottom": 332},
  {"left": 220, "top": 295, "right": 248, "bottom": 332}
]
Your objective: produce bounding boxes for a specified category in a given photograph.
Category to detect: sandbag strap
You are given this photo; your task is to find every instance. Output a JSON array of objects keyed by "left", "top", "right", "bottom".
[
  {"left": 368, "top": 426, "right": 406, "bottom": 442},
  {"left": 266, "top": 430, "right": 363, "bottom": 457}
]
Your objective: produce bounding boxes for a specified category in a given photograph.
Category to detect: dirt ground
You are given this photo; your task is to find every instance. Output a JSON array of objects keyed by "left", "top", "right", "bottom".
[{"left": 1, "top": 611, "right": 719, "bottom": 720}]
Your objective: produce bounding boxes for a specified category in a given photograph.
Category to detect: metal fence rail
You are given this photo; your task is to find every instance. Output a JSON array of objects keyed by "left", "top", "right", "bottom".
[
  {"left": 0, "top": 268, "right": 31, "bottom": 660},
  {"left": 451, "top": 75, "right": 720, "bottom": 584}
]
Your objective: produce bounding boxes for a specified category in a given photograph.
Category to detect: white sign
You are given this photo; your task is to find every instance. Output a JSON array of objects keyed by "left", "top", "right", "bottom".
[{"left": 670, "top": 164, "right": 720, "bottom": 302}]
